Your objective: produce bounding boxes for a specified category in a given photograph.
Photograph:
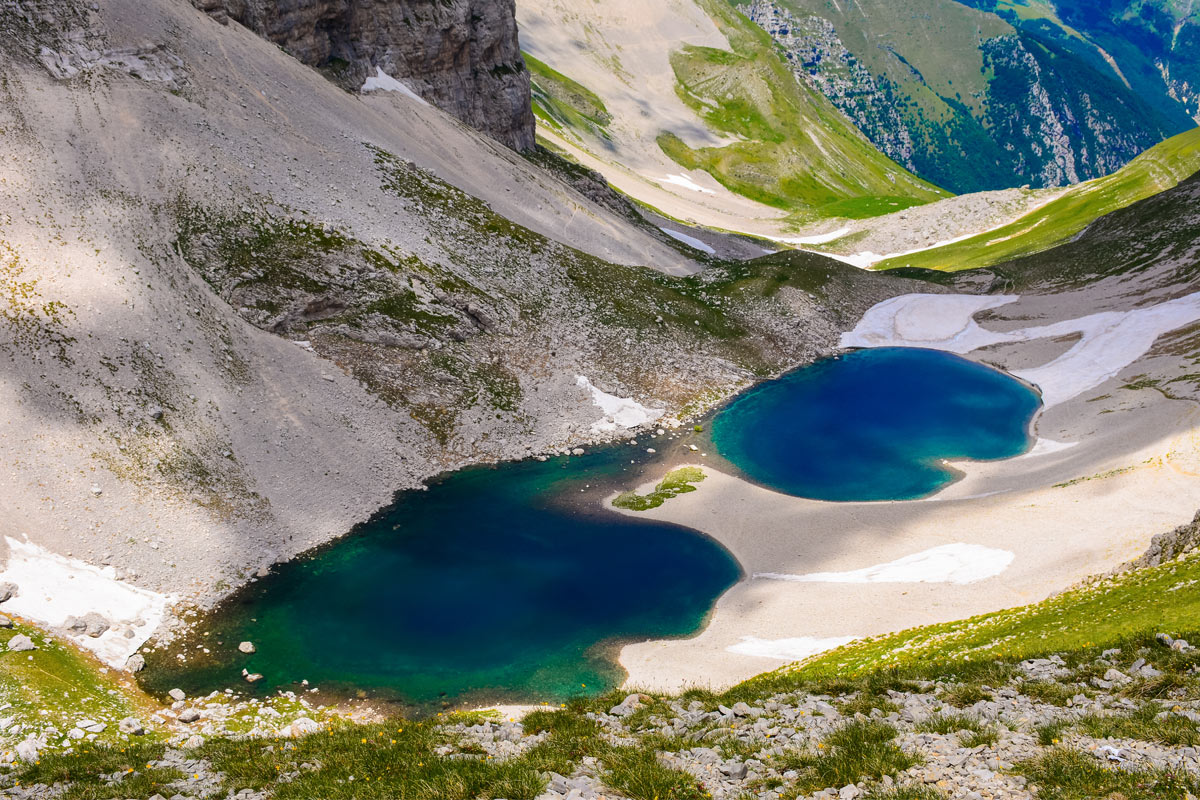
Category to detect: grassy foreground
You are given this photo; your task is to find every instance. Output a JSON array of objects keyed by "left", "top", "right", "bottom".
[
  {"left": 4, "top": 549, "right": 1200, "bottom": 798},
  {"left": 872, "top": 127, "right": 1200, "bottom": 272}
]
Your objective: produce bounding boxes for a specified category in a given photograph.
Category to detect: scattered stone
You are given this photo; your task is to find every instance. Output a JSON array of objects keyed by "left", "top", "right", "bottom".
[
  {"left": 0, "top": 615, "right": 12, "bottom": 628},
  {"left": 609, "top": 693, "right": 645, "bottom": 717},
  {"left": 77, "top": 719, "right": 106, "bottom": 733},
  {"left": 169, "top": 688, "right": 187, "bottom": 701},
  {"left": 1156, "top": 632, "right": 1175, "bottom": 647},
  {"left": 119, "top": 716, "right": 146, "bottom": 735},
  {"left": 15, "top": 738, "right": 40, "bottom": 762},
  {"left": 183, "top": 734, "right": 205, "bottom": 749},
  {"left": 238, "top": 641, "right": 256, "bottom": 654},
  {"left": 178, "top": 708, "right": 201, "bottom": 723},
  {"left": 90, "top": 485, "right": 102, "bottom": 497},
  {"left": 127, "top": 653, "right": 146, "bottom": 672},
  {"left": 64, "top": 611, "right": 111, "bottom": 638},
  {"left": 7, "top": 634, "right": 36, "bottom": 652},
  {"left": 286, "top": 717, "right": 320, "bottom": 737}
]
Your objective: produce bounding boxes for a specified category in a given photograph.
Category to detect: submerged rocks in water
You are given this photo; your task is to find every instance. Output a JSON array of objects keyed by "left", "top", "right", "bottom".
[{"left": 238, "top": 640, "right": 256, "bottom": 654}]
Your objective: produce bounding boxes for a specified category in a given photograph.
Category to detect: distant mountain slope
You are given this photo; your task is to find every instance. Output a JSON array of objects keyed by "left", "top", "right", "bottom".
[
  {"left": 742, "top": 0, "right": 1196, "bottom": 194},
  {"left": 872, "top": 127, "right": 1200, "bottom": 271},
  {"left": 516, "top": 0, "right": 947, "bottom": 234},
  {"left": 960, "top": 0, "right": 1200, "bottom": 126}
]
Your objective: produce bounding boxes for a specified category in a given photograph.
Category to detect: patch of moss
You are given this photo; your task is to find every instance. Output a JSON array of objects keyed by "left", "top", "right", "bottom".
[{"left": 613, "top": 467, "right": 706, "bottom": 511}]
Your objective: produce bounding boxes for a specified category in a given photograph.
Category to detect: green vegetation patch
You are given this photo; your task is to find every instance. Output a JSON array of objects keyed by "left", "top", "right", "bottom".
[
  {"left": 1015, "top": 746, "right": 1200, "bottom": 800},
  {"left": 14, "top": 740, "right": 179, "bottom": 800},
  {"left": 613, "top": 467, "right": 706, "bottom": 511},
  {"left": 656, "top": 0, "right": 946, "bottom": 220},
  {"left": 197, "top": 720, "right": 545, "bottom": 800},
  {"left": 1075, "top": 703, "right": 1200, "bottom": 747},
  {"left": 874, "top": 127, "right": 1200, "bottom": 272},
  {"left": 916, "top": 712, "right": 984, "bottom": 736},
  {"left": 0, "top": 623, "right": 155, "bottom": 752},
  {"left": 738, "top": 551, "right": 1200, "bottom": 699},
  {"left": 525, "top": 52, "right": 612, "bottom": 138},
  {"left": 777, "top": 719, "right": 920, "bottom": 792}
]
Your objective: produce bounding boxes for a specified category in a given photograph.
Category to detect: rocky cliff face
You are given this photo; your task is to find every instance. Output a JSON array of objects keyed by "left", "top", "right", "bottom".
[{"left": 192, "top": 0, "right": 535, "bottom": 151}]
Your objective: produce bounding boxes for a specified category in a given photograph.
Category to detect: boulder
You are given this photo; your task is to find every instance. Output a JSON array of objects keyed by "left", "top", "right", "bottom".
[
  {"left": 65, "top": 612, "right": 111, "bottom": 638},
  {"left": 0, "top": 615, "right": 12, "bottom": 628},
  {"left": 168, "top": 688, "right": 186, "bottom": 701},
  {"left": 0, "top": 582, "right": 17, "bottom": 603},
  {"left": 126, "top": 654, "right": 146, "bottom": 672},
  {"left": 287, "top": 717, "right": 320, "bottom": 737},
  {"left": 7, "top": 634, "right": 36, "bottom": 652},
  {"left": 609, "top": 694, "right": 644, "bottom": 717},
  {"left": 15, "top": 738, "right": 40, "bottom": 762},
  {"left": 178, "top": 708, "right": 201, "bottom": 723},
  {"left": 119, "top": 717, "right": 146, "bottom": 735}
]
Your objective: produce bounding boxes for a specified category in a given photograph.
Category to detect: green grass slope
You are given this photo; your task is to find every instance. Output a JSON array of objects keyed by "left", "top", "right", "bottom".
[
  {"left": 738, "top": 545, "right": 1200, "bottom": 698},
  {"left": 524, "top": 52, "right": 613, "bottom": 141},
  {"left": 874, "top": 127, "right": 1200, "bottom": 272},
  {"left": 0, "top": 621, "right": 158, "bottom": 750},
  {"left": 659, "top": 0, "right": 949, "bottom": 222}
]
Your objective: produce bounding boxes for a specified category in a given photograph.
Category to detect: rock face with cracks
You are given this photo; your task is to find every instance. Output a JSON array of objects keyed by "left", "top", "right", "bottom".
[{"left": 191, "top": 0, "right": 535, "bottom": 150}]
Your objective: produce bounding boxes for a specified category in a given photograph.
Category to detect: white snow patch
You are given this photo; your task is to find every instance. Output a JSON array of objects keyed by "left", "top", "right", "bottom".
[
  {"left": 754, "top": 543, "right": 1014, "bottom": 586},
  {"left": 659, "top": 227, "right": 716, "bottom": 255},
  {"left": 842, "top": 291, "right": 1200, "bottom": 408},
  {"left": 774, "top": 227, "right": 850, "bottom": 246},
  {"left": 660, "top": 174, "right": 716, "bottom": 194},
  {"left": 361, "top": 67, "right": 427, "bottom": 104},
  {"left": 817, "top": 231, "right": 999, "bottom": 269},
  {"left": 727, "top": 635, "right": 858, "bottom": 661},
  {"left": 576, "top": 376, "right": 664, "bottom": 434},
  {"left": 1022, "top": 438, "right": 1079, "bottom": 459},
  {"left": 0, "top": 537, "right": 174, "bottom": 667}
]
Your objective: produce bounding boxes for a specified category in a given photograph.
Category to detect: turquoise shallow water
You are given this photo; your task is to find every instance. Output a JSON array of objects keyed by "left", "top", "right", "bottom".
[
  {"left": 711, "top": 347, "right": 1041, "bottom": 501},
  {"left": 145, "top": 347, "right": 1039, "bottom": 708},
  {"left": 142, "top": 448, "right": 740, "bottom": 709}
]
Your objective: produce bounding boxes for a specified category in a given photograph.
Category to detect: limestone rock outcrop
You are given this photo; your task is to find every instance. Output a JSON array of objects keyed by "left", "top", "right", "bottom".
[{"left": 191, "top": 0, "right": 535, "bottom": 150}]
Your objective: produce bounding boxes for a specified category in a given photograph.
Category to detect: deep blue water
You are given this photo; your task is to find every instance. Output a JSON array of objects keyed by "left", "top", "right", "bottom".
[
  {"left": 142, "top": 447, "right": 740, "bottom": 709},
  {"left": 711, "top": 347, "right": 1041, "bottom": 501}
]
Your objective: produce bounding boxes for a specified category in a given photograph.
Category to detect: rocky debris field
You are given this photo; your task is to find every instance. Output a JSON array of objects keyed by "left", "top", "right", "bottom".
[{"left": 4, "top": 632, "right": 1200, "bottom": 799}]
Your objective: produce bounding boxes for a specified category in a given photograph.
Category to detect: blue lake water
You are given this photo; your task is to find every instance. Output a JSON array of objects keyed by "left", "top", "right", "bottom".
[
  {"left": 145, "top": 347, "right": 1039, "bottom": 708},
  {"left": 142, "top": 447, "right": 740, "bottom": 709},
  {"left": 711, "top": 347, "right": 1041, "bottom": 501}
]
